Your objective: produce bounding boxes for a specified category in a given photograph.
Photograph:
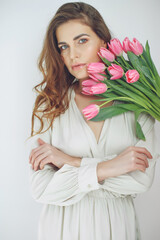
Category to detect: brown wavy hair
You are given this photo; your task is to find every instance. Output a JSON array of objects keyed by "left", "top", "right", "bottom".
[{"left": 29, "top": 2, "right": 112, "bottom": 139}]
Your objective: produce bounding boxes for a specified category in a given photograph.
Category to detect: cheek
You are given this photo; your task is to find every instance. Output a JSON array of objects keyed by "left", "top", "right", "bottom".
[
  {"left": 61, "top": 54, "right": 69, "bottom": 67},
  {"left": 86, "top": 45, "right": 101, "bottom": 61}
]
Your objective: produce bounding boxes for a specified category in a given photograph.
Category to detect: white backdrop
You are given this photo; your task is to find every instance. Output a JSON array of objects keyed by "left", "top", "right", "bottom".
[{"left": 0, "top": 0, "right": 160, "bottom": 239}]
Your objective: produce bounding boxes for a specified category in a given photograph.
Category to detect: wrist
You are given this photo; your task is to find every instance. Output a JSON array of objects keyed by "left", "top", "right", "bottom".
[
  {"left": 66, "top": 157, "right": 82, "bottom": 167},
  {"left": 72, "top": 157, "right": 82, "bottom": 167},
  {"left": 97, "top": 160, "right": 113, "bottom": 182}
]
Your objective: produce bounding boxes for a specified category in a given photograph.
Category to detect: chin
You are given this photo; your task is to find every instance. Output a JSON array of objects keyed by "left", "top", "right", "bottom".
[
  {"left": 71, "top": 69, "right": 89, "bottom": 80},
  {"left": 74, "top": 73, "right": 89, "bottom": 81}
]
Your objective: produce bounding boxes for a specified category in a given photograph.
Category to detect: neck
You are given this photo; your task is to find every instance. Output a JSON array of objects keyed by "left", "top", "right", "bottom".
[{"left": 73, "top": 79, "right": 83, "bottom": 94}]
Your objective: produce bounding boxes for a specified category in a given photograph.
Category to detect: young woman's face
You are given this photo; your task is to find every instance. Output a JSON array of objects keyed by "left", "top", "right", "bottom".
[{"left": 56, "top": 19, "right": 107, "bottom": 80}]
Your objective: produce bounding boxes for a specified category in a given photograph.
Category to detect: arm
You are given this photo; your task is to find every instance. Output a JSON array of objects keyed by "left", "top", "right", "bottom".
[
  {"left": 81, "top": 113, "right": 160, "bottom": 195},
  {"left": 27, "top": 116, "right": 100, "bottom": 206}
]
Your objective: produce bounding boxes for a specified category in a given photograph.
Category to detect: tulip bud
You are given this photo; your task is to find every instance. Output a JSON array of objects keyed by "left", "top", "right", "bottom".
[
  {"left": 125, "top": 69, "right": 140, "bottom": 83},
  {"left": 98, "top": 47, "right": 115, "bottom": 62},
  {"left": 87, "top": 62, "right": 106, "bottom": 73},
  {"left": 82, "top": 79, "right": 99, "bottom": 87},
  {"left": 108, "top": 38, "right": 123, "bottom": 56},
  {"left": 82, "top": 87, "right": 94, "bottom": 95},
  {"left": 108, "top": 64, "right": 124, "bottom": 80},
  {"left": 91, "top": 83, "right": 108, "bottom": 94},
  {"left": 129, "top": 38, "right": 143, "bottom": 56},
  {"left": 89, "top": 72, "right": 107, "bottom": 81},
  {"left": 123, "top": 37, "right": 132, "bottom": 53},
  {"left": 82, "top": 104, "right": 100, "bottom": 120}
]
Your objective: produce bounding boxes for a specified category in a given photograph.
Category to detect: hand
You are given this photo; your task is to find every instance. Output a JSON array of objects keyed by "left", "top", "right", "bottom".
[
  {"left": 29, "top": 138, "right": 75, "bottom": 171},
  {"left": 110, "top": 146, "right": 153, "bottom": 177}
]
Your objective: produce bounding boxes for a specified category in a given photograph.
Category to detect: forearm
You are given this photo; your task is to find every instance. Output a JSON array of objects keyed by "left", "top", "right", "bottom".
[
  {"left": 68, "top": 158, "right": 115, "bottom": 181},
  {"left": 97, "top": 160, "right": 115, "bottom": 182}
]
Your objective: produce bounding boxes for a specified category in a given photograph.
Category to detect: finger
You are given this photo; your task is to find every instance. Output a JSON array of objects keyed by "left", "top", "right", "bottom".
[
  {"left": 30, "top": 145, "right": 46, "bottom": 164},
  {"left": 135, "top": 162, "right": 146, "bottom": 172},
  {"left": 136, "top": 158, "right": 148, "bottom": 170},
  {"left": 39, "top": 158, "right": 50, "bottom": 170},
  {"left": 33, "top": 152, "right": 49, "bottom": 171},
  {"left": 29, "top": 148, "right": 38, "bottom": 163},
  {"left": 37, "top": 138, "right": 46, "bottom": 145},
  {"left": 133, "top": 146, "right": 152, "bottom": 159},
  {"left": 136, "top": 153, "right": 149, "bottom": 168}
]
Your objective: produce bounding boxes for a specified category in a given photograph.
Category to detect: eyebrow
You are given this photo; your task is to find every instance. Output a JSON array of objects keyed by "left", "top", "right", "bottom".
[{"left": 58, "top": 33, "right": 90, "bottom": 45}]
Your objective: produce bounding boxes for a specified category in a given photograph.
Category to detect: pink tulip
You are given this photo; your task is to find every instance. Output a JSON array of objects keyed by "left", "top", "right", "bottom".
[
  {"left": 125, "top": 69, "right": 140, "bottom": 83},
  {"left": 91, "top": 83, "right": 107, "bottom": 94},
  {"left": 82, "top": 79, "right": 99, "bottom": 87},
  {"left": 98, "top": 47, "right": 115, "bottom": 62},
  {"left": 129, "top": 38, "right": 143, "bottom": 56},
  {"left": 108, "top": 38, "right": 123, "bottom": 56},
  {"left": 82, "top": 83, "right": 107, "bottom": 95},
  {"left": 82, "top": 104, "right": 100, "bottom": 120},
  {"left": 87, "top": 62, "right": 106, "bottom": 73},
  {"left": 108, "top": 64, "right": 124, "bottom": 80},
  {"left": 123, "top": 37, "right": 132, "bottom": 53},
  {"left": 89, "top": 71, "right": 107, "bottom": 81},
  {"left": 82, "top": 87, "right": 93, "bottom": 95}
]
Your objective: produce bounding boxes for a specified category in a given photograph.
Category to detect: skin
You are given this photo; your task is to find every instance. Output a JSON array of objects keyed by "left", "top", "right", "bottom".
[
  {"left": 30, "top": 19, "right": 107, "bottom": 171},
  {"left": 56, "top": 19, "right": 107, "bottom": 94},
  {"left": 30, "top": 19, "right": 152, "bottom": 178}
]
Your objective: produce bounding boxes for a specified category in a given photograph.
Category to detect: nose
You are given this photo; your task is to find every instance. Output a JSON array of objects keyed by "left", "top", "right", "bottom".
[{"left": 69, "top": 46, "right": 80, "bottom": 60}]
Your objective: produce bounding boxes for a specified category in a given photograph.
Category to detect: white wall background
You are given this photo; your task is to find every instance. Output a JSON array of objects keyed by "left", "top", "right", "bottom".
[{"left": 0, "top": 0, "right": 160, "bottom": 239}]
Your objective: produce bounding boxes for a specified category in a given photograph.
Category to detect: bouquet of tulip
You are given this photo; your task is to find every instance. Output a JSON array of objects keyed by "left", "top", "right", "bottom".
[{"left": 82, "top": 37, "right": 160, "bottom": 140}]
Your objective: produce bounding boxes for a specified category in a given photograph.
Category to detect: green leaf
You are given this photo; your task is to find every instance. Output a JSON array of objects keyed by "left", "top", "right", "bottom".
[
  {"left": 138, "top": 53, "right": 148, "bottom": 67},
  {"left": 115, "top": 79, "right": 149, "bottom": 101},
  {"left": 145, "top": 41, "right": 160, "bottom": 80},
  {"left": 141, "top": 66, "right": 154, "bottom": 79},
  {"left": 90, "top": 105, "right": 129, "bottom": 121},
  {"left": 135, "top": 110, "right": 146, "bottom": 141},
  {"left": 140, "top": 66, "right": 160, "bottom": 94},
  {"left": 116, "top": 56, "right": 125, "bottom": 66},
  {"left": 91, "top": 103, "right": 142, "bottom": 121},
  {"left": 101, "top": 57, "right": 112, "bottom": 66},
  {"left": 133, "top": 81, "right": 160, "bottom": 106},
  {"left": 90, "top": 101, "right": 148, "bottom": 141},
  {"left": 106, "top": 80, "right": 149, "bottom": 108},
  {"left": 127, "top": 51, "right": 143, "bottom": 70},
  {"left": 142, "top": 47, "right": 152, "bottom": 67}
]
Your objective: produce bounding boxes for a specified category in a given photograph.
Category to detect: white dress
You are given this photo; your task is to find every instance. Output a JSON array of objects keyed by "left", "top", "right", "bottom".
[{"left": 27, "top": 85, "right": 159, "bottom": 240}]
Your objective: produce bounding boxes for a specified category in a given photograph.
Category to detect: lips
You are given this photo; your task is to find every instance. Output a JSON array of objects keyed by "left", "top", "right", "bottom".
[{"left": 71, "top": 63, "right": 86, "bottom": 70}]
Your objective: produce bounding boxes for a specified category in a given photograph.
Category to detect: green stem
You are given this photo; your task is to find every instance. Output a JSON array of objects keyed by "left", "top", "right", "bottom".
[
  {"left": 121, "top": 56, "right": 133, "bottom": 69},
  {"left": 106, "top": 81, "right": 149, "bottom": 109},
  {"left": 107, "top": 81, "right": 160, "bottom": 118},
  {"left": 99, "top": 97, "right": 132, "bottom": 107},
  {"left": 114, "top": 59, "right": 129, "bottom": 71},
  {"left": 138, "top": 73, "right": 158, "bottom": 94}
]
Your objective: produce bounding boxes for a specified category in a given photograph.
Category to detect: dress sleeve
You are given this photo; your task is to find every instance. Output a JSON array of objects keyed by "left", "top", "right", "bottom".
[
  {"left": 81, "top": 113, "right": 160, "bottom": 195},
  {"left": 27, "top": 115, "right": 100, "bottom": 206}
]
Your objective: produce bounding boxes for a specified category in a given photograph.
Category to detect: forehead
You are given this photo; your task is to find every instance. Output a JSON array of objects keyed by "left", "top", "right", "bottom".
[{"left": 56, "top": 19, "right": 95, "bottom": 42}]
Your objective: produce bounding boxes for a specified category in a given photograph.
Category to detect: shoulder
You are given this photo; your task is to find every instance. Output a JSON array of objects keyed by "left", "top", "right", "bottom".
[{"left": 114, "top": 100, "right": 155, "bottom": 138}]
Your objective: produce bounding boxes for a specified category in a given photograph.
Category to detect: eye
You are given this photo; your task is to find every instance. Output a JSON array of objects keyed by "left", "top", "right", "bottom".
[
  {"left": 79, "top": 38, "right": 88, "bottom": 44},
  {"left": 59, "top": 45, "right": 68, "bottom": 51}
]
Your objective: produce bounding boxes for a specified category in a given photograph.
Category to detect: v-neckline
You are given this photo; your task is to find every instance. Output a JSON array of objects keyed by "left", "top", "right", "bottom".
[{"left": 71, "top": 86, "right": 116, "bottom": 146}]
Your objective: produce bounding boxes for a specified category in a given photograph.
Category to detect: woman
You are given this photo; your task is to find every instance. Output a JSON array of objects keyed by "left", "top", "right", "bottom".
[{"left": 27, "top": 2, "right": 159, "bottom": 240}]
